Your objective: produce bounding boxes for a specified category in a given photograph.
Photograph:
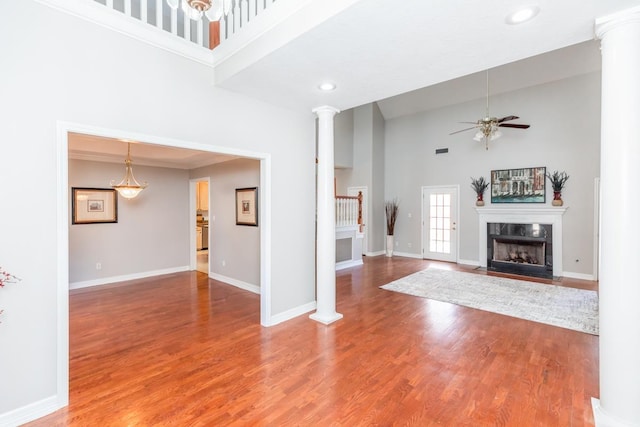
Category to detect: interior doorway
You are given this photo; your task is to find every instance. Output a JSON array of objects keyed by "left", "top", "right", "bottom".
[
  {"left": 421, "top": 185, "right": 459, "bottom": 262},
  {"left": 192, "top": 178, "right": 210, "bottom": 275}
]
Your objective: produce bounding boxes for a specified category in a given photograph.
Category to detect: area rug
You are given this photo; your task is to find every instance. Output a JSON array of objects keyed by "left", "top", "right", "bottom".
[{"left": 380, "top": 268, "right": 598, "bottom": 335}]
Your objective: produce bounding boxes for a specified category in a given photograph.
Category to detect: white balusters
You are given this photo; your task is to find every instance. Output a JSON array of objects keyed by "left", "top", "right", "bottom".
[
  {"left": 92, "top": 0, "right": 273, "bottom": 48},
  {"left": 156, "top": 0, "right": 162, "bottom": 30},
  {"left": 335, "top": 197, "right": 361, "bottom": 228},
  {"left": 140, "top": 0, "right": 147, "bottom": 24},
  {"left": 171, "top": 6, "right": 178, "bottom": 35},
  {"left": 241, "top": 0, "right": 249, "bottom": 27},
  {"left": 233, "top": 0, "right": 240, "bottom": 35},
  {"left": 184, "top": 12, "right": 191, "bottom": 41}
]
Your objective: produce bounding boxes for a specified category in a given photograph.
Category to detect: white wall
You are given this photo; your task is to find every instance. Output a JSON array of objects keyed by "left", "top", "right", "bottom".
[
  {"left": 69, "top": 160, "right": 190, "bottom": 285},
  {"left": 0, "top": 1, "right": 315, "bottom": 420},
  {"left": 384, "top": 72, "right": 601, "bottom": 275},
  {"left": 334, "top": 108, "right": 354, "bottom": 168},
  {"left": 191, "top": 159, "right": 260, "bottom": 287}
]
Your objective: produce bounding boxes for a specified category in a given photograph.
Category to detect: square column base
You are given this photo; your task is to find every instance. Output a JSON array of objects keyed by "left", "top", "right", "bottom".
[{"left": 309, "top": 312, "right": 343, "bottom": 325}]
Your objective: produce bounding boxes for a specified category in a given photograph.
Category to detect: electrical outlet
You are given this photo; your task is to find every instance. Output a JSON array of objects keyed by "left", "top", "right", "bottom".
[
  {"left": 395, "top": 241, "right": 399, "bottom": 247},
  {"left": 96, "top": 262, "right": 102, "bottom": 270},
  {"left": 222, "top": 260, "right": 226, "bottom": 267},
  {"left": 407, "top": 242, "right": 412, "bottom": 248}
]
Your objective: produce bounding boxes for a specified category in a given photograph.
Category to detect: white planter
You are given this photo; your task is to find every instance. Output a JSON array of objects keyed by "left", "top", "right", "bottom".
[{"left": 386, "top": 235, "right": 394, "bottom": 257}]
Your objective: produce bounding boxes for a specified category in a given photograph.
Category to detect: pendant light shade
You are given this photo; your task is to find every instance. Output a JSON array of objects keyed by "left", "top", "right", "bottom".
[{"left": 111, "top": 143, "right": 148, "bottom": 199}]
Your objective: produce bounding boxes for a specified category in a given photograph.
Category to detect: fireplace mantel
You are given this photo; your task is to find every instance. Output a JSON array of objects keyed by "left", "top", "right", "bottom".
[{"left": 476, "top": 206, "right": 568, "bottom": 277}]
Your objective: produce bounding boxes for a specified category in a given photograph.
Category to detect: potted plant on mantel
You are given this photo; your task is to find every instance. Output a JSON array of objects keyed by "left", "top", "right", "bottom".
[
  {"left": 546, "top": 170, "right": 570, "bottom": 206},
  {"left": 471, "top": 176, "right": 490, "bottom": 206},
  {"left": 385, "top": 199, "right": 399, "bottom": 257}
]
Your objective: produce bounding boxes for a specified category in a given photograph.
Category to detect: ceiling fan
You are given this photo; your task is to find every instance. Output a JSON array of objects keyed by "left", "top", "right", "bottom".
[{"left": 450, "top": 70, "right": 530, "bottom": 150}]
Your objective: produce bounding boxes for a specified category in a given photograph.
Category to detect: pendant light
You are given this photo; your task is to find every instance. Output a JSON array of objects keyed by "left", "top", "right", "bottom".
[{"left": 111, "top": 143, "right": 148, "bottom": 199}]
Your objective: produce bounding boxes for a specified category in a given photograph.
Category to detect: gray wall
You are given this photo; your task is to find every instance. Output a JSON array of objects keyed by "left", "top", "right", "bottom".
[
  {"left": 69, "top": 160, "right": 190, "bottom": 284},
  {"left": 191, "top": 158, "right": 260, "bottom": 287},
  {"left": 384, "top": 72, "right": 601, "bottom": 275},
  {"left": 334, "top": 108, "right": 354, "bottom": 168}
]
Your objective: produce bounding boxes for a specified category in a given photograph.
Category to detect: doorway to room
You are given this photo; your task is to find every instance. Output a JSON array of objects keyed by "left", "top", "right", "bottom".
[{"left": 193, "top": 178, "right": 210, "bottom": 275}]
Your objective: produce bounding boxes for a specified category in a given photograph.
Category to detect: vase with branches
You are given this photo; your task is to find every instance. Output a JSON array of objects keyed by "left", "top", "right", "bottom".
[
  {"left": 0, "top": 267, "right": 20, "bottom": 321},
  {"left": 471, "top": 176, "right": 490, "bottom": 206},
  {"left": 546, "top": 171, "right": 569, "bottom": 206},
  {"left": 385, "top": 199, "right": 399, "bottom": 257}
]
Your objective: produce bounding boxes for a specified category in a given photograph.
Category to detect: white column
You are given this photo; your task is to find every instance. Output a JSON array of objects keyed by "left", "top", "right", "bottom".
[
  {"left": 593, "top": 6, "right": 640, "bottom": 427},
  {"left": 310, "top": 105, "right": 343, "bottom": 325}
]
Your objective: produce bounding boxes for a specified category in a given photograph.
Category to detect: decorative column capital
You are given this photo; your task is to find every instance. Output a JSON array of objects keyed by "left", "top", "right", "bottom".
[
  {"left": 596, "top": 5, "right": 640, "bottom": 39},
  {"left": 312, "top": 105, "right": 340, "bottom": 118}
]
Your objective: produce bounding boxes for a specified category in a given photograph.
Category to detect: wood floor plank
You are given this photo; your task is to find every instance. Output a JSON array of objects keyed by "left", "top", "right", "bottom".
[{"left": 25, "top": 257, "right": 598, "bottom": 426}]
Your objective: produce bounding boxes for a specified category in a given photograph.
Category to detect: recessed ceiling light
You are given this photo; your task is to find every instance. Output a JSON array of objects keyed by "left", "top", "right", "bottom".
[
  {"left": 505, "top": 6, "right": 540, "bottom": 25},
  {"left": 318, "top": 82, "right": 336, "bottom": 92}
]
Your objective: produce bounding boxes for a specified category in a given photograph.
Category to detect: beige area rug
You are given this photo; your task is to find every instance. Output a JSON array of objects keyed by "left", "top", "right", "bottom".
[{"left": 380, "top": 268, "right": 598, "bottom": 335}]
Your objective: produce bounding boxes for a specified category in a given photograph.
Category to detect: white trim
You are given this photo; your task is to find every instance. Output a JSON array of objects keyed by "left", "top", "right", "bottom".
[
  {"left": 593, "top": 177, "right": 600, "bottom": 281},
  {"left": 210, "top": 273, "right": 260, "bottom": 294},
  {"left": 366, "top": 250, "right": 385, "bottom": 257},
  {"left": 56, "top": 122, "right": 70, "bottom": 413},
  {"left": 591, "top": 397, "right": 634, "bottom": 427},
  {"left": 69, "top": 266, "right": 190, "bottom": 290},
  {"left": 476, "top": 206, "right": 567, "bottom": 277},
  {"left": 268, "top": 301, "right": 317, "bottom": 327},
  {"left": 56, "top": 121, "right": 273, "bottom": 423},
  {"left": 35, "top": 0, "right": 215, "bottom": 66},
  {"left": 392, "top": 251, "right": 422, "bottom": 259},
  {"left": 0, "top": 395, "right": 60, "bottom": 427},
  {"left": 458, "top": 258, "right": 481, "bottom": 267},
  {"left": 335, "top": 259, "right": 363, "bottom": 270},
  {"left": 562, "top": 271, "right": 595, "bottom": 281}
]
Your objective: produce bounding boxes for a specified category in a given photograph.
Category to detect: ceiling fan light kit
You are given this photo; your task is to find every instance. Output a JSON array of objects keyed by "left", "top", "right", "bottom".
[
  {"left": 166, "top": 0, "right": 229, "bottom": 21},
  {"left": 450, "top": 70, "right": 530, "bottom": 150}
]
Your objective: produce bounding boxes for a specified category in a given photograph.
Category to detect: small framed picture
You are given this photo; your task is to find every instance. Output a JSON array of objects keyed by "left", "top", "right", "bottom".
[
  {"left": 72, "top": 188, "right": 118, "bottom": 224},
  {"left": 236, "top": 187, "right": 258, "bottom": 226}
]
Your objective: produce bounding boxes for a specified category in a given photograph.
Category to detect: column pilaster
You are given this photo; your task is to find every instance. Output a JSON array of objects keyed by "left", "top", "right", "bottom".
[
  {"left": 593, "top": 6, "right": 640, "bottom": 427},
  {"left": 310, "top": 105, "right": 343, "bottom": 325}
]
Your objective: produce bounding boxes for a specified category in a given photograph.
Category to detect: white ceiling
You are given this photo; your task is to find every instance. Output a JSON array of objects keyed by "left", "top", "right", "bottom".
[
  {"left": 68, "top": 133, "right": 237, "bottom": 169},
  {"left": 217, "top": 0, "right": 640, "bottom": 114}
]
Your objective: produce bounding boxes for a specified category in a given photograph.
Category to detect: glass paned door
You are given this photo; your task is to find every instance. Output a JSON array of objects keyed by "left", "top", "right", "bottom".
[{"left": 422, "top": 186, "right": 458, "bottom": 262}]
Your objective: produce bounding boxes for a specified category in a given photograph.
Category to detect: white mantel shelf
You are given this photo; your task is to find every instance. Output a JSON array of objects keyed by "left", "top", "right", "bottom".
[{"left": 476, "top": 206, "right": 568, "bottom": 277}]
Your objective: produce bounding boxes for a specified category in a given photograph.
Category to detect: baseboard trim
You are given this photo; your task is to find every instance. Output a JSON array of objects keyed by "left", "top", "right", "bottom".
[
  {"left": 210, "top": 273, "right": 260, "bottom": 294},
  {"left": 0, "top": 395, "right": 61, "bottom": 427},
  {"left": 591, "top": 397, "right": 633, "bottom": 427},
  {"left": 563, "top": 271, "right": 595, "bottom": 281},
  {"left": 336, "top": 259, "right": 363, "bottom": 271},
  {"left": 69, "top": 266, "right": 190, "bottom": 290},
  {"left": 365, "top": 250, "right": 385, "bottom": 257},
  {"left": 458, "top": 259, "right": 481, "bottom": 267},
  {"left": 392, "top": 251, "right": 422, "bottom": 259},
  {"left": 266, "top": 301, "right": 317, "bottom": 327}
]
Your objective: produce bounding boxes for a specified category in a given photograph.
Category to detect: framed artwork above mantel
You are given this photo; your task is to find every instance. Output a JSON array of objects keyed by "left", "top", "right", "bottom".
[{"left": 490, "top": 167, "right": 546, "bottom": 204}]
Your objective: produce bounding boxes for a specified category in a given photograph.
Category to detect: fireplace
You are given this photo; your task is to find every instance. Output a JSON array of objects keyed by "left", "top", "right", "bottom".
[{"left": 487, "top": 223, "right": 553, "bottom": 278}]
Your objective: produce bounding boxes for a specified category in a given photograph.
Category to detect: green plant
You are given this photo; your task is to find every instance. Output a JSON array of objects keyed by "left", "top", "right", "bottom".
[
  {"left": 385, "top": 199, "right": 399, "bottom": 236},
  {"left": 546, "top": 171, "right": 570, "bottom": 192},
  {"left": 470, "top": 176, "right": 489, "bottom": 196}
]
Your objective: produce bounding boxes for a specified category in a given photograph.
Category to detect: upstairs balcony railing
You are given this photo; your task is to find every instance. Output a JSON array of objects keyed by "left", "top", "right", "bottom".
[{"left": 93, "top": 0, "right": 276, "bottom": 50}]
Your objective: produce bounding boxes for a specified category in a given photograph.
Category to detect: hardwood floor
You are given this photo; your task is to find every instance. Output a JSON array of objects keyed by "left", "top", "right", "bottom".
[{"left": 26, "top": 256, "right": 598, "bottom": 426}]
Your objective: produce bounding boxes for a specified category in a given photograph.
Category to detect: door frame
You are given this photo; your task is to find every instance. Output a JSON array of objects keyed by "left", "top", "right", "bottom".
[
  {"left": 190, "top": 177, "right": 210, "bottom": 274},
  {"left": 57, "top": 121, "right": 273, "bottom": 411},
  {"left": 420, "top": 185, "right": 460, "bottom": 263}
]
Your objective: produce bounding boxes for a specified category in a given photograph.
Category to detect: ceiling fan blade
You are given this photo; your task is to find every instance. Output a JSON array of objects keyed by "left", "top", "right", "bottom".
[
  {"left": 499, "top": 123, "right": 530, "bottom": 129},
  {"left": 498, "top": 115, "right": 519, "bottom": 123},
  {"left": 449, "top": 126, "right": 479, "bottom": 135},
  {"left": 458, "top": 121, "right": 479, "bottom": 124}
]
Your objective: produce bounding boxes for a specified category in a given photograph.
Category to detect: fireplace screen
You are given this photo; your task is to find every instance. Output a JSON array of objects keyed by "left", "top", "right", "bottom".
[{"left": 493, "top": 240, "right": 545, "bottom": 266}]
